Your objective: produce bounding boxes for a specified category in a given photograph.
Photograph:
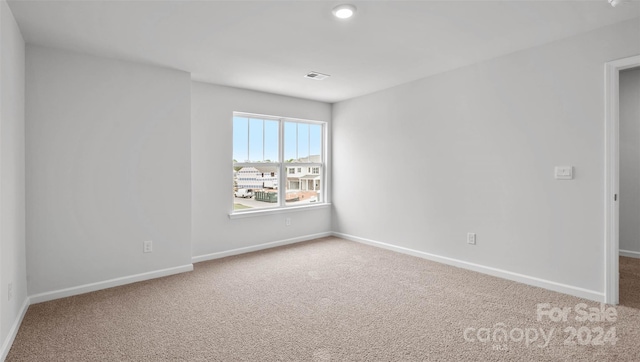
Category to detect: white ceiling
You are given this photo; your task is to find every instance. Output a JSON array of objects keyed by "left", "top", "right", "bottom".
[{"left": 7, "top": 0, "right": 640, "bottom": 103}]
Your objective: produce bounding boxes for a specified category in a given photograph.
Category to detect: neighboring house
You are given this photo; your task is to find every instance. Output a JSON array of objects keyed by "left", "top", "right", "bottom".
[
  {"left": 236, "top": 156, "right": 322, "bottom": 191},
  {"left": 286, "top": 155, "right": 321, "bottom": 192},
  {"left": 286, "top": 165, "right": 320, "bottom": 191},
  {"left": 235, "top": 166, "right": 279, "bottom": 190}
]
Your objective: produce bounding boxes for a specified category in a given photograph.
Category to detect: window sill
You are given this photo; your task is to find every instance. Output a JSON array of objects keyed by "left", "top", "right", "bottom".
[{"left": 228, "top": 203, "right": 331, "bottom": 219}]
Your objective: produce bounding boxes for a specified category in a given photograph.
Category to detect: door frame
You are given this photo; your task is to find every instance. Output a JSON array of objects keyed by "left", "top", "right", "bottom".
[{"left": 604, "top": 54, "right": 640, "bottom": 305}]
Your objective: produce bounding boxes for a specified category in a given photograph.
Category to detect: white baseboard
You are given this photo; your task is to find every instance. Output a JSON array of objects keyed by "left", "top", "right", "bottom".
[
  {"left": 192, "top": 232, "right": 333, "bottom": 263},
  {"left": 1, "top": 297, "right": 30, "bottom": 361},
  {"left": 333, "top": 232, "right": 605, "bottom": 303},
  {"left": 620, "top": 249, "right": 640, "bottom": 259},
  {"left": 29, "top": 264, "right": 194, "bottom": 305}
]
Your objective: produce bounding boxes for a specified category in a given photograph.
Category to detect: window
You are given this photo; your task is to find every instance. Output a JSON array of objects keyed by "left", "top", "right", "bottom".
[{"left": 233, "top": 113, "right": 325, "bottom": 213}]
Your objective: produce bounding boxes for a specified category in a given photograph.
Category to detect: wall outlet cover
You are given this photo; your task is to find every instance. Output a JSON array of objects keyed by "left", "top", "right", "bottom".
[
  {"left": 554, "top": 166, "right": 573, "bottom": 180},
  {"left": 467, "top": 233, "right": 476, "bottom": 245}
]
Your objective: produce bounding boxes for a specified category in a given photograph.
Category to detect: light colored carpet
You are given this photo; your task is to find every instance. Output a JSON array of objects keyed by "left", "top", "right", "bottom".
[
  {"left": 620, "top": 256, "right": 640, "bottom": 310},
  {"left": 7, "top": 237, "right": 640, "bottom": 361}
]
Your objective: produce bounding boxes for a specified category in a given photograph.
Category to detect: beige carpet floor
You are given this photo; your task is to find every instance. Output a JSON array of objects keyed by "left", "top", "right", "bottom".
[
  {"left": 620, "top": 256, "right": 640, "bottom": 310},
  {"left": 7, "top": 237, "right": 640, "bottom": 361}
]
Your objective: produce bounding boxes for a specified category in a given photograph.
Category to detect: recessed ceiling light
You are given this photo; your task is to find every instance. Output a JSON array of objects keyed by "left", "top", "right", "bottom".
[
  {"left": 332, "top": 4, "right": 356, "bottom": 19},
  {"left": 608, "top": 0, "right": 630, "bottom": 7}
]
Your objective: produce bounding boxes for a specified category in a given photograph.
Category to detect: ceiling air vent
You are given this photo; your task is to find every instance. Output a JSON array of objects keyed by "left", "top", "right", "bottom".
[{"left": 304, "top": 71, "right": 330, "bottom": 80}]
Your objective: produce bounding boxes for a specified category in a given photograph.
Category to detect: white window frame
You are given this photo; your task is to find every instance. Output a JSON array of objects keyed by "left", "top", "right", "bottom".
[{"left": 230, "top": 112, "right": 329, "bottom": 218}]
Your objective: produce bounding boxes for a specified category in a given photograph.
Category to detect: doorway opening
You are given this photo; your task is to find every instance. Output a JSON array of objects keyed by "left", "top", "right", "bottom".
[{"left": 604, "top": 55, "right": 640, "bottom": 305}]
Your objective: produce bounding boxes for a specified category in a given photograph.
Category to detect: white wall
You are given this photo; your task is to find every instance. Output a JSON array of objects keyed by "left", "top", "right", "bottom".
[
  {"left": 620, "top": 67, "right": 640, "bottom": 256},
  {"left": 332, "top": 19, "right": 640, "bottom": 298},
  {"left": 191, "top": 82, "right": 331, "bottom": 259},
  {"left": 25, "top": 45, "right": 192, "bottom": 297},
  {"left": 0, "top": 0, "right": 27, "bottom": 356}
]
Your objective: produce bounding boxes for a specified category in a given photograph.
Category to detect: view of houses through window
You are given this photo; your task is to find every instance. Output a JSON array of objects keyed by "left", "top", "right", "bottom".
[{"left": 233, "top": 113, "right": 325, "bottom": 212}]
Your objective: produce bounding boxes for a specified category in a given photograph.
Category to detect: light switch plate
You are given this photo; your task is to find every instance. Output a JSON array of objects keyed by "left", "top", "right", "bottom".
[{"left": 554, "top": 166, "right": 573, "bottom": 180}]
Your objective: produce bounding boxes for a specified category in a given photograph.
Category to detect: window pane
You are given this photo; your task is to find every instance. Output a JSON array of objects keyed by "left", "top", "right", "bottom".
[
  {"left": 310, "top": 124, "right": 322, "bottom": 160},
  {"left": 284, "top": 122, "right": 297, "bottom": 162},
  {"left": 297, "top": 123, "right": 310, "bottom": 160},
  {"left": 248, "top": 118, "right": 264, "bottom": 162},
  {"left": 233, "top": 114, "right": 326, "bottom": 214},
  {"left": 285, "top": 166, "right": 322, "bottom": 206},
  {"left": 264, "top": 120, "right": 279, "bottom": 162},
  {"left": 284, "top": 121, "right": 319, "bottom": 162},
  {"left": 234, "top": 166, "right": 279, "bottom": 211},
  {"left": 233, "top": 117, "right": 248, "bottom": 162}
]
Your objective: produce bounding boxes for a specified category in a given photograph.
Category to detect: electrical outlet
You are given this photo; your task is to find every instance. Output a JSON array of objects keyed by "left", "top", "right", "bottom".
[
  {"left": 143, "top": 240, "right": 153, "bottom": 253},
  {"left": 8, "top": 282, "right": 13, "bottom": 301},
  {"left": 285, "top": 217, "right": 291, "bottom": 226},
  {"left": 554, "top": 166, "right": 573, "bottom": 180},
  {"left": 467, "top": 233, "right": 476, "bottom": 245}
]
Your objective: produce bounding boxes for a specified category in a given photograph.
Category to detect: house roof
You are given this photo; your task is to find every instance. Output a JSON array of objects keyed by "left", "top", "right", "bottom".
[
  {"left": 237, "top": 166, "right": 278, "bottom": 174},
  {"left": 287, "top": 155, "right": 322, "bottom": 164}
]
